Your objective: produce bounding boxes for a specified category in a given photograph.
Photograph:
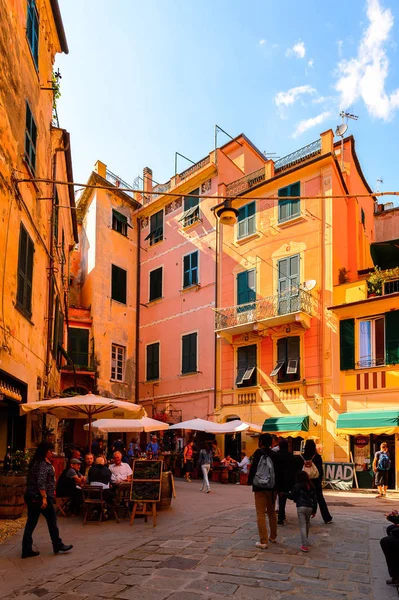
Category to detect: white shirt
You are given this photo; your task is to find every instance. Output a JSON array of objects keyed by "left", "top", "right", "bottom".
[
  {"left": 237, "top": 456, "right": 250, "bottom": 474},
  {"left": 109, "top": 462, "right": 133, "bottom": 483}
]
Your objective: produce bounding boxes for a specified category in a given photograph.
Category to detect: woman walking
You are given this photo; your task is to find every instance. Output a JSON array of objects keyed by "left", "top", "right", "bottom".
[
  {"left": 198, "top": 442, "right": 213, "bottom": 493},
  {"left": 302, "top": 439, "right": 332, "bottom": 524},
  {"left": 183, "top": 440, "right": 194, "bottom": 482},
  {"left": 288, "top": 471, "right": 317, "bottom": 552},
  {"left": 22, "top": 442, "right": 73, "bottom": 559}
]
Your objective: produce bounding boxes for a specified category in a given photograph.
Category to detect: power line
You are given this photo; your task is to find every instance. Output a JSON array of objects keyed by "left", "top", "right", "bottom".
[{"left": 14, "top": 176, "right": 398, "bottom": 203}]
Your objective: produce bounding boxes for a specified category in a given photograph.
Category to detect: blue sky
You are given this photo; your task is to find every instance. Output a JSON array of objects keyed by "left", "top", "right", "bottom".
[{"left": 57, "top": 0, "right": 399, "bottom": 200}]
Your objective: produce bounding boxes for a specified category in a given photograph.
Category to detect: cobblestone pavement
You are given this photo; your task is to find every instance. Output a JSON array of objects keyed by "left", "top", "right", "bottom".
[{"left": 0, "top": 482, "right": 397, "bottom": 600}]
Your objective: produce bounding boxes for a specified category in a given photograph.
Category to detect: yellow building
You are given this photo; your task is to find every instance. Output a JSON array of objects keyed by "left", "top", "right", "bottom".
[
  {"left": 0, "top": 0, "right": 77, "bottom": 454},
  {"left": 213, "top": 131, "right": 375, "bottom": 465}
]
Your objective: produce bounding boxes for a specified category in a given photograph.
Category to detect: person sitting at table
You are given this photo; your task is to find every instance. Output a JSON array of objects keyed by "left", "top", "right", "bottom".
[
  {"left": 237, "top": 452, "right": 251, "bottom": 474},
  {"left": 146, "top": 435, "right": 160, "bottom": 457},
  {"left": 82, "top": 453, "right": 94, "bottom": 478},
  {"left": 88, "top": 456, "right": 115, "bottom": 505},
  {"left": 220, "top": 455, "right": 238, "bottom": 469},
  {"left": 56, "top": 458, "right": 85, "bottom": 516},
  {"left": 212, "top": 441, "right": 222, "bottom": 463},
  {"left": 109, "top": 451, "right": 133, "bottom": 484}
]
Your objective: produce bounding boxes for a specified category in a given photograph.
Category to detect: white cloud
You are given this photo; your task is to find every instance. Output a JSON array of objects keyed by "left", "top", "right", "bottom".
[
  {"left": 275, "top": 85, "right": 316, "bottom": 107},
  {"left": 312, "top": 95, "right": 333, "bottom": 104},
  {"left": 337, "top": 39, "right": 344, "bottom": 57},
  {"left": 335, "top": 0, "right": 399, "bottom": 121},
  {"left": 259, "top": 39, "right": 266, "bottom": 46},
  {"left": 308, "top": 59, "right": 314, "bottom": 68},
  {"left": 286, "top": 41, "right": 306, "bottom": 59},
  {"left": 292, "top": 111, "right": 332, "bottom": 138}
]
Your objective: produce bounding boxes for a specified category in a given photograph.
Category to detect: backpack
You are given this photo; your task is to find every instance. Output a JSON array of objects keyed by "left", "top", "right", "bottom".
[
  {"left": 302, "top": 455, "right": 319, "bottom": 479},
  {"left": 378, "top": 452, "right": 391, "bottom": 471},
  {"left": 253, "top": 453, "right": 275, "bottom": 489}
]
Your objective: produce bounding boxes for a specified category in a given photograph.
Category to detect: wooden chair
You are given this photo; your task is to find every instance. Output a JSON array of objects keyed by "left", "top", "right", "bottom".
[
  {"left": 82, "top": 485, "right": 106, "bottom": 525},
  {"left": 114, "top": 483, "right": 131, "bottom": 520},
  {"left": 55, "top": 496, "right": 71, "bottom": 517}
]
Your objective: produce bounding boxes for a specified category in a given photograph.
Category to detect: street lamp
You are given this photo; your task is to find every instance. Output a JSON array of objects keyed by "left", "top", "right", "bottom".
[{"left": 215, "top": 199, "right": 238, "bottom": 226}]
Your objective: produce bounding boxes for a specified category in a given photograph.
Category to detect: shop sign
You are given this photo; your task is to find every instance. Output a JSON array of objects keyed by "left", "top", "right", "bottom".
[
  {"left": 324, "top": 462, "right": 355, "bottom": 484},
  {"left": 355, "top": 435, "right": 369, "bottom": 448}
]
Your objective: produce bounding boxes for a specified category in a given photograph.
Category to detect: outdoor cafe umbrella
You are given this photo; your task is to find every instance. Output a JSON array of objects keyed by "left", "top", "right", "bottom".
[
  {"left": 169, "top": 418, "right": 221, "bottom": 432},
  {"left": 85, "top": 417, "right": 169, "bottom": 433},
  {"left": 205, "top": 419, "right": 262, "bottom": 434},
  {"left": 20, "top": 393, "right": 146, "bottom": 448}
]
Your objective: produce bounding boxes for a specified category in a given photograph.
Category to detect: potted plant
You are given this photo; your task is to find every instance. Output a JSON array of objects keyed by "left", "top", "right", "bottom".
[
  {"left": 338, "top": 267, "right": 350, "bottom": 284},
  {"left": 367, "top": 266, "right": 384, "bottom": 297}
]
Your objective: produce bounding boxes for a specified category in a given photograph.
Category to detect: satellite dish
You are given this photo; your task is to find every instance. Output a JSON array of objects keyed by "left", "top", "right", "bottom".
[
  {"left": 303, "top": 279, "right": 317, "bottom": 291},
  {"left": 335, "top": 123, "right": 348, "bottom": 137}
]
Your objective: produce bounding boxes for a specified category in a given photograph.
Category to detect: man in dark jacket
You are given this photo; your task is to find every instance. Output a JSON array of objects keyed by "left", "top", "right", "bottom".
[
  {"left": 277, "top": 440, "right": 301, "bottom": 525},
  {"left": 248, "top": 433, "right": 281, "bottom": 549}
]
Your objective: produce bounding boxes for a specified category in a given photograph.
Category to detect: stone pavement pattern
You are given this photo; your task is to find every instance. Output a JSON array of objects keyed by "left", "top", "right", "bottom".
[{"left": 0, "top": 483, "right": 396, "bottom": 600}]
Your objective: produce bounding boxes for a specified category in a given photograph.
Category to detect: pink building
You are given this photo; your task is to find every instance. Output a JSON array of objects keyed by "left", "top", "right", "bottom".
[{"left": 137, "top": 136, "right": 266, "bottom": 423}]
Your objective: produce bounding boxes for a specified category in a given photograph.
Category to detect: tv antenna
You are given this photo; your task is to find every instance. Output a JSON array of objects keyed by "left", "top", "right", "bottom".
[
  {"left": 335, "top": 110, "right": 358, "bottom": 170},
  {"left": 376, "top": 177, "right": 384, "bottom": 192}
]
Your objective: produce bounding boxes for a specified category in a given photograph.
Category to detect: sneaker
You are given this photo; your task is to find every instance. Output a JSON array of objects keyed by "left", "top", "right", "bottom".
[
  {"left": 255, "top": 542, "right": 268, "bottom": 549},
  {"left": 300, "top": 545, "right": 309, "bottom": 552},
  {"left": 206, "top": 489, "right": 210, "bottom": 493},
  {"left": 236, "top": 482, "right": 241, "bottom": 485},
  {"left": 324, "top": 519, "right": 333, "bottom": 524},
  {"left": 269, "top": 537, "right": 277, "bottom": 543}
]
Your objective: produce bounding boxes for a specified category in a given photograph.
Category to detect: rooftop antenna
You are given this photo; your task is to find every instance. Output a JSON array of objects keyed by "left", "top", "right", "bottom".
[
  {"left": 335, "top": 110, "right": 358, "bottom": 170},
  {"left": 376, "top": 177, "right": 384, "bottom": 192}
]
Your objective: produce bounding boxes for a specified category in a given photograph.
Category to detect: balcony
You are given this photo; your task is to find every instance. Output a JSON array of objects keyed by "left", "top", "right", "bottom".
[
  {"left": 215, "top": 289, "right": 313, "bottom": 339},
  {"left": 105, "top": 168, "right": 135, "bottom": 199}
]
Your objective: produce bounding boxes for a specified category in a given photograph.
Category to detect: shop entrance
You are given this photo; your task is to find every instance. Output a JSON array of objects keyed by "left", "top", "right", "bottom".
[{"left": 351, "top": 434, "right": 395, "bottom": 489}]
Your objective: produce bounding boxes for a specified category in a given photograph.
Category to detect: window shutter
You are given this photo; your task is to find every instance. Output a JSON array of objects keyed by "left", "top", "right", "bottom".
[
  {"left": 237, "top": 270, "right": 256, "bottom": 305},
  {"left": 57, "top": 311, "right": 64, "bottom": 364},
  {"left": 385, "top": 311, "right": 399, "bottom": 364},
  {"left": 111, "top": 265, "right": 127, "bottom": 304},
  {"left": 340, "top": 319, "right": 355, "bottom": 370},
  {"left": 68, "top": 329, "right": 89, "bottom": 366},
  {"left": 287, "top": 336, "right": 300, "bottom": 360},
  {"left": 182, "top": 333, "right": 197, "bottom": 373},
  {"left": 277, "top": 338, "right": 286, "bottom": 363},
  {"left": 26, "top": 235, "right": 34, "bottom": 314},
  {"left": 52, "top": 296, "right": 59, "bottom": 357},
  {"left": 278, "top": 186, "right": 289, "bottom": 222},
  {"left": 289, "top": 255, "right": 300, "bottom": 291},
  {"left": 147, "top": 343, "right": 160, "bottom": 380},
  {"left": 150, "top": 267, "right": 162, "bottom": 301},
  {"left": 290, "top": 181, "right": 301, "bottom": 217},
  {"left": 278, "top": 258, "right": 289, "bottom": 294},
  {"left": 183, "top": 255, "right": 190, "bottom": 288},
  {"left": 191, "top": 251, "right": 198, "bottom": 285}
]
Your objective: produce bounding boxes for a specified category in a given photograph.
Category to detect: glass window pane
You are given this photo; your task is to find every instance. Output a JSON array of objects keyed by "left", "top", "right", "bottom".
[{"left": 359, "top": 320, "right": 372, "bottom": 367}]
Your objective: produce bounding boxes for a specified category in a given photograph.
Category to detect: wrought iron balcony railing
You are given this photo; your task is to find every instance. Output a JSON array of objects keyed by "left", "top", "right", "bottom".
[
  {"left": 179, "top": 155, "right": 211, "bottom": 181},
  {"left": 105, "top": 168, "right": 135, "bottom": 198},
  {"left": 214, "top": 289, "right": 312, "bottom": 331}
]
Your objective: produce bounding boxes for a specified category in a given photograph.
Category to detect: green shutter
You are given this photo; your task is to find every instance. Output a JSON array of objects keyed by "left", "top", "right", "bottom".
[
  {"left": 149, "top": 267, "right": 162, "bottom": 301},
  {"left": 182, "top": 333, "right": 197, "bottom": 374},
  {"left": 237, "top": 270, "right": 256, "bottom": 306},
  {"left": 68, "top": 329, "right": 89, "bottom": 366},
  {"left": 52, "top": 296, "right": 59, "bottom": 357},
  {"left": 111, "top": 265, "right": 127, "bottom": 304},
  {"left": 385, "top": 311, "right": 399, "bottom": 364},
  {"left": 340, "top": 319, "right": 355, "bottom": 370},
  {"left": 290, "top": 182, "right": 301, "bottom": 217},
  {"left": 147, "top": 343, "right": 159, "bottom": 380}
]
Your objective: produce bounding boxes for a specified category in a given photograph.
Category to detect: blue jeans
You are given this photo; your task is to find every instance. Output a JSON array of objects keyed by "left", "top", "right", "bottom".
[
  {"left": 201, "top": 464, "right": 211, "bottom": 491},
  {"left": 22, "top": 496, "right": 62, "bottom": 552}
]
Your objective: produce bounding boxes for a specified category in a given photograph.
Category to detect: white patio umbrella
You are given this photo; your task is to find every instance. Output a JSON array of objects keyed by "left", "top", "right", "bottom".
[
  {"left": 86, "top": 417, "right": 169, "bottom": 433},
  {"left": 207, "top": 419, "right": 262, "bottom": 434},
  {"left": 20, "top": 393, "right": 146, "bottom": 448},
  {"left": 169, "top": 418, "right": 221, "bottom": 432}
]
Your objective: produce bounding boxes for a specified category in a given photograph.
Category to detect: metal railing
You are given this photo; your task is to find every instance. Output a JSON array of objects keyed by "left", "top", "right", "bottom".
[
  {"left": 105, "top": 168, "right": 135, "bottom": 198},
  {"left": 179, "top": 155, "right": 211, "bottom": 181},
  {"left": 214, "top": 289, "right": 312, "bottom": 331},
  {"left": 226, "top": 167, "right": 266, "bottom": 197},
  {"left": 152, "top": 181, "right": 171, "bottom": 200},
  {"left": 274, "top": 139, "right": 321, "bottom": 172}
]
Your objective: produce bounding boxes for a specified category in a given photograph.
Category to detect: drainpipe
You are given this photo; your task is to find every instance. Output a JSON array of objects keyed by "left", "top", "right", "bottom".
[
  {"left": 44, "top": 142, "right": 68, "bottom": 399},
  {"left": 319, "top": 175, "right": 326, "bottom": 455},
  {"left": 214, "top": 216, "right": 219, "bottom": 411},
  {"left": 135, "top": 217, "right": 141, "bottom": 405}
]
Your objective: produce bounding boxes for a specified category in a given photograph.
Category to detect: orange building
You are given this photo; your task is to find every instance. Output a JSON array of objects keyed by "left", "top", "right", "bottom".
[
  {"left": 0, "top": 0, "right": 77, "bottom": 454},
  {"left": 213, "top": 131, "right": 375, "bottom": 462}
]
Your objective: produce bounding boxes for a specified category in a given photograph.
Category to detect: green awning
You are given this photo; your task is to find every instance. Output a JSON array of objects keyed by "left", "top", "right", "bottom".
[
  {"left": 262, "top": 415, "right": 309, "bottom": 436},
  {"left": 336, "top": 410, "right": 399, "bottom": 435},
  {"left": 370, "top": 239, "right": 399, "bottom": 270}
]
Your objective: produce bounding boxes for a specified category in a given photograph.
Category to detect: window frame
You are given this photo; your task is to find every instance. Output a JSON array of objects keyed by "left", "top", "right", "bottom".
[
  {"left": 26, "top": 0, "right": 39, "bottom": 70},
  {"left": 180, "top": 188, "right": 200, "bottom": 228},
  {"left": 149, "top": 266, "right": 163, "bottom": 302},
  {"left": 183, "top": 250, "right": 199, "bottom": 289},
  {"left": 357, "top": 316, "right": 385, "bottom": 368},
  {"left": 146, "top": 341, "right": 160, "bottom": 381},
  {"left": 145, "top": 210, "right": 163, "bottom": 245},
  {"left": 111, "top": 343, "right": 126, "bottom": 382},
  {"left": 236, "top": 344, "right": 257, "bottom": 388},
  {"left": 17, "top": 223, "right": 34, "bottom": 318},
  {"left": 24, "top": 101, "right": 37, "bottom": 175},
  {"left": 111, "top": 264, "right": 127, "bottom": 305},
  {"left": 237, "top": 201, "right": 256, "bottom": 240},
  {"left": 181, "top": 331, "right": 198, "bottom": 375},
  {"left": 278, "top": 181, "right": 301, "bottom": 224},
  {"left": 112, "top": 209, "right": 128, "bottom": 237},
  {"left": 67, "top": 327, "right": 90, "bottom": 368}
]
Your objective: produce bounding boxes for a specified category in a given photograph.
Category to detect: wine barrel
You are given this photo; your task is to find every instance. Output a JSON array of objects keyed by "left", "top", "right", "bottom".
[
  {"left": 0, "top": 472, "right": 26, "bottom": 519},
  {"left": 157, "top": 471, "right": 172, "bottom": 510}
]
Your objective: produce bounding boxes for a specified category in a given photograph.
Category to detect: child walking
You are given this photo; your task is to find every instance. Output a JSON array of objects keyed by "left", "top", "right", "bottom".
[{"left": 288, "top": 471, "right": 317, "bottom": 552}]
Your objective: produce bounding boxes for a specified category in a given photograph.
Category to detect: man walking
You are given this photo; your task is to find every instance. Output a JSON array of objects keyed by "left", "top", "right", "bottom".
[
  {"left": 248, "top": 433, "right": 281, "bottom": 549},
  {"left": 373, "top": 442, "right": 391, "bottom": 498}
]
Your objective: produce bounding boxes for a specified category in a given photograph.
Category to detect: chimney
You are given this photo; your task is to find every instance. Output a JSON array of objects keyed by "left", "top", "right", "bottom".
[{"left": 143, "top": 167, "right": 153, "bottom": 195}]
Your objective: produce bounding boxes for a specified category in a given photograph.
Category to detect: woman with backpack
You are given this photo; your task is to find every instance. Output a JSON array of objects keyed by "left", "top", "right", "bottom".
[
  {"left": 287, "top": 471, "right": 317, "bottom": 552},
  {"left": 302, "top": 439, "right": 332, "bottom": 524},
  {"left": 198, "top": 442, "right": 213, "bottom": 493},
  {"left": 373, "top": 442, "right": 391, "bottom": 498},
  {"left": 248, "top": 433, "right": 281, "bottom": 549}
]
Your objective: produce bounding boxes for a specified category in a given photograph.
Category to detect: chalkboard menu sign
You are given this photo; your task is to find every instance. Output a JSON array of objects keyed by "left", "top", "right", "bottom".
[{"left": 130, "top": 460, "right": 163, "bottom": 502}]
